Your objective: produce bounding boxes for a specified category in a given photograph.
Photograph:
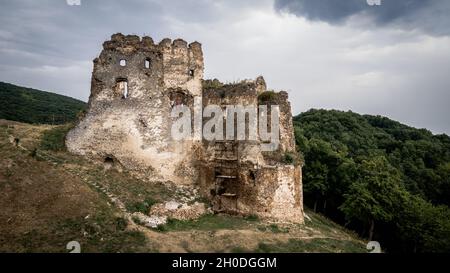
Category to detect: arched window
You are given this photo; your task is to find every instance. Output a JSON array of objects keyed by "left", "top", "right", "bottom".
[
  {"left": 116, "top": 78, "right": 128, "bottom": 99},
  {"left": 145, "top": 58, "right": 151, "bottom": 69},
  {"left": 189, "top": 69, "right": 195, "bottom": 77},
  {"left": 119, "top": 59, "right": 126, "bottom": 67},
  {"left": 169, "top": 90, "right": 190, "bottom": 108}
]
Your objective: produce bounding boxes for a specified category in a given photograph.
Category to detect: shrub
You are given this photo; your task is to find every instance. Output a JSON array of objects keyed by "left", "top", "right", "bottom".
[
  {"left": 126, "top": 197, "right": 157, "bottom": 214},
  {"left": 39, "top": 124, "right": 74, "bottom": 151},
  {"left": 244, "top": 214, "right": 259, "bottom": 222},
  {"left": 258, "top": 91, "right": 277, "bottom": 103}
]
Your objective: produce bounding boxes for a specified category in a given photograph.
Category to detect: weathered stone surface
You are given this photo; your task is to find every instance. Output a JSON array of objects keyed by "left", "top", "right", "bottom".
[
  {"left": 66, "top": 33, "right": 203, "bottom": 184},
  {"left": 132, "top": 212, "right": 167, "bottom": 228},
  {"left": 201, "top": 78, "right": 304, "bottom": 223},
  {"left": 66, "top": 33, "right": 304, "bottom": 224}
]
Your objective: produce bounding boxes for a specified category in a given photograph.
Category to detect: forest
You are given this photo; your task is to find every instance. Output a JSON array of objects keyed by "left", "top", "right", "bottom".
[
  {"left": 0, "top": 82, "right": 86, "bottom": 125},
  {"left": 294, "top": 109, "right": 450, "bottom": 253}
]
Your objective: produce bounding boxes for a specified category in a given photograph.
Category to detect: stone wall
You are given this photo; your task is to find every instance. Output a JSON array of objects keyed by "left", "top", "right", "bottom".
[
  {"left": 66, "top": 33, "right": 203, "bottom": 184},
  {"left": 200, "top": 78, "right": 304, "bottom": 223},
  {"left": 66, "top": 34, "right": 303, "bottom": 223}
]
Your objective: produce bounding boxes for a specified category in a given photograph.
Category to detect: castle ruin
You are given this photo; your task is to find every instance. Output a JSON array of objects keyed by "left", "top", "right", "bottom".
[{"left": 66, "top": 33, "right": 304, "bottom": 223}]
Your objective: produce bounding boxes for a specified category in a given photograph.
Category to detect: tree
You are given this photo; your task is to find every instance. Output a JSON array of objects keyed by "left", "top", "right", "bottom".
[
  {"left": 395, "top": 194, "right": 450, "bottom": 253},
  {"left": 294, "top": 109, "right": 450, "bottom": 252},
  {"left": 304, "top": 161, "right": 328, "bottom": 212},
  {"left": 339, "top": 156, "right": 405, "bottom": 240}
]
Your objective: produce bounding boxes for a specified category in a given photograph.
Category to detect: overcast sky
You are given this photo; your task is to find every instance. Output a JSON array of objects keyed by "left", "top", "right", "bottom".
[{"left": 1, "top": 0, "right": 449, "bottom": 134}]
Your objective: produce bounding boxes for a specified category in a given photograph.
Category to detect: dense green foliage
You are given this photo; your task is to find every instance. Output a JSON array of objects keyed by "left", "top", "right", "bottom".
[
  {"left": 294, "top": 109, "right": 450, "bottom": 253},
  {"left": 0, "top": 82, "right": 86, "bottom": 124}
]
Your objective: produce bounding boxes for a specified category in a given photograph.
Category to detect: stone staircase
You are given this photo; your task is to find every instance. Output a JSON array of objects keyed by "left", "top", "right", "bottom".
[{"left": 212, "top": 140, "right": 239, "bottom": 211}]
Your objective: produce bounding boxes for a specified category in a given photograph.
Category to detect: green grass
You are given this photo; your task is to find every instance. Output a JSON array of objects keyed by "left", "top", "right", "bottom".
[
  {"left": 268, "top": 224, "right": 289, "bottom": 233},
  {"left": 5, "top": 210, "right": 152, "bottom": 253},
  {"left": 244, "top": 214, "right": 260, "bottom": 222},
  {"left": 39, "top": 124, "right": 74, "bottom": 151},
  {"left": 156, "top": 214, "right": 258, "bottom": 232},
  {"left": 126, "top": 197, "right": 158, "bottom": 214},
  {"left": 51, "top": 212, "right": 150, "bottom": 253},
  {"left": 84, "top": 167, "right": 173, "bottom": 213},
  {"left": 304, "top": 209, "right": 356, "bottom": 237},
  {"left": 253, "top": 238, "right": 366, "bottom": 253}
]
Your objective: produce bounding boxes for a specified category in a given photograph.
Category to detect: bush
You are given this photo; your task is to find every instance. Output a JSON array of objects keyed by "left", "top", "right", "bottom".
[
  {"left": 39, "top": 124, "right": 74, "bottom": 151},
  {"left": 258, "top": 91, "right": 277, "bottom": 103},
  {"left": 202, "top": 79, "right": 223, "bottom": 90},
  {"left": 126, "top": 197, "right": 157, "bottom": 214},
  {"left": 244, "top": 214, "right": 259, "bottom": 222},
  {"left": 284, "top": 152, "right": 295, "bottom": 164},
  {"left": 115, "top": 217, "right": 128, "bottom": 231}
]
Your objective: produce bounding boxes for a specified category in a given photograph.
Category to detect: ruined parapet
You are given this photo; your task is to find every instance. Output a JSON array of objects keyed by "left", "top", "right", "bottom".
[
  {"left": 200, "top": 77, "right": 304, "bottom": 223},
  {"left": 202, "top": 78, "right": 261, "bottom": 104},
  {"left": 202, "top": 77, "right": 298, "bottom": 163},
  {"left": 93, "top": 33, "right": 204, "bottom": 101},
  {"left": 66, "top": 33, "right": 204, "bottom": 184},
  {"left": 258, "top": 90, "right": 297, "bottom": 158},
  {"left": 160, "top": 39, "right": 204, "bottom": 97}
]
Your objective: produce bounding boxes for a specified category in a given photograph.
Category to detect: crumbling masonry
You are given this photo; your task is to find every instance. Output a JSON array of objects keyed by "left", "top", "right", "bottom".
[{"left": 66, "top": 33, "right": 304, "bottom": 223}]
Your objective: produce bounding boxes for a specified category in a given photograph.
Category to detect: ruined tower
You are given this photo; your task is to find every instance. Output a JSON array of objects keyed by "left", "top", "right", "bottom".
[
  {"left": 66, "top": 33, "right": 204, "bottom": 183},
  {"left": 200, "top": 79, "right": 304, "bottom": 223},
  {"left": 67, "top": 33, "right": 304, "bottom": 223}
]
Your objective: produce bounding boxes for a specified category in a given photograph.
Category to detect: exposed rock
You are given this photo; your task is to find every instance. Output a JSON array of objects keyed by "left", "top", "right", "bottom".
[
  {"left": 132, "top": 212, "right": 167, "bottom": 228},
  {"left": 150, "top": 201, "right": 208, "bottom": 221},
  {"left": 165, "top": 200, "right": 181, "bottom": 211}
]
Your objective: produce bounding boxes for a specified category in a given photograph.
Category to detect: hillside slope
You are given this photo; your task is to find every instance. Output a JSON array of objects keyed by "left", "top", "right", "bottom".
[
  {"left": 0, "top": 120, "right": 366, "bottom": 253},
  {"left": 0, "top": 82, "right": 86, "bottom": 125}
]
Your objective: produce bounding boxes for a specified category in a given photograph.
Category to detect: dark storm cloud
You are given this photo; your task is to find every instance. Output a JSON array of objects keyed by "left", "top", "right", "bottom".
[{"left": 274, "top": 0, "right": 450, "bottom": 35}]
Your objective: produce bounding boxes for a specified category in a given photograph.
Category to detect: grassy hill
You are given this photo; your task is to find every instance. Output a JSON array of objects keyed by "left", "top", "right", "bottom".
[
  {"left": 2, "top": 83, "right": 448, "bottom": 253},
  {"left": 0, "top": 82, "right": 86, "bottom": 125},
  {"left": 294, "top": 109, "right": 450, "bottom": 253},
  {"left": 0, "top": 120, "right": 366, "bottom": 253}
]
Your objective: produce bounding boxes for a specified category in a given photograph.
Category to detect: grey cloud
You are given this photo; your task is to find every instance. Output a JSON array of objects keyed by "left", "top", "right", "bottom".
[
  {"left": 274, "top": 0, "right": 450, "bottom": 35},
  {"left": 1, "top": 0, "right": 450, "bottom": 135},
  {"left": 0, "top": 0, "right": 223, "bottom": 100}
]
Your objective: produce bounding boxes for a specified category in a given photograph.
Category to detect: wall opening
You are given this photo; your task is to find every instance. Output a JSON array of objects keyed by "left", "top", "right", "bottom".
[
  {"left": 145, "top": 58, "right": 151, "bottom": 69},
  {"left": 119, "top": 59, "right": 126, "bottom": 67},
  {"left": 13, "top": 137, "right": 20, "bottom": 147},
  {"left": 189, "top": 69, "right": 195, "bottom": 77},
  {"left": 116, "top": 78, "right": 128, "bottom": 99},
  {"left": 104, "top": 157, "right": 114, "bottom": 169},
  {"left": 249, "top": 170, "right": 256, "bottom": 180},
  {"left": 169, "top": 90, "right": 191, "bottom": 108}
]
